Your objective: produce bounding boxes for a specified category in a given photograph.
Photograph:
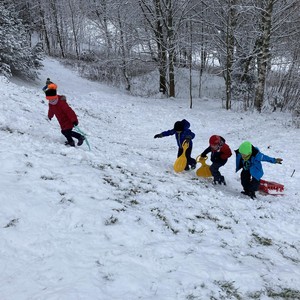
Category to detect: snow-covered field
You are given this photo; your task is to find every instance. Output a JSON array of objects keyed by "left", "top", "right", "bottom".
[{"left": 0, "top": 58, "right": 299, "bottom": 300}]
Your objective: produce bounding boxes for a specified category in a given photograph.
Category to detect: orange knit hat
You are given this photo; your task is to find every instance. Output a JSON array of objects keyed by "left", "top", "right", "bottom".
[{"left": 45, "top": 83, "right": 58, "bottom": 100}]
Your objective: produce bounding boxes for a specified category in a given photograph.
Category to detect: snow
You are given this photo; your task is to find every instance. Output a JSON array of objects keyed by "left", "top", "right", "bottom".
[{"left": 0, "top": 58, "right": 299, "bottom": 300}]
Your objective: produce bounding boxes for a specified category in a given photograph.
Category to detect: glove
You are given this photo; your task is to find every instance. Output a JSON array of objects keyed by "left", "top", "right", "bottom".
[
  {"left": 154, "top": 134, "right": 163, "bottom": 139},
  {"left": 73, "top": 121, "right": 78, "bottom": 126},
  {"left": 183, "top": 138, "right": 190, "bottom": 145},
  {"left": 276, "top": 158, "right": 283, "bottom": 164}
]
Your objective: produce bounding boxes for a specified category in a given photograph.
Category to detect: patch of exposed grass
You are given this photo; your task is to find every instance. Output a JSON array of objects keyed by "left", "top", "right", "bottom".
[
  {"left": 105, "top": 215, "right": 118, "bottom": 225},
  {"left": 215, "top": 280, "right": 242, "bottom": 300},
  {"left": 252, "top": 233, "right": 273, "bottom": 246}
]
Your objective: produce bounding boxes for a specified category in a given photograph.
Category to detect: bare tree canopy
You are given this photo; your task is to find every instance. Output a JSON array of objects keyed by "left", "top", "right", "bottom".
[{"left": 2, "top": 0, "right": 300, "bottom": 113}]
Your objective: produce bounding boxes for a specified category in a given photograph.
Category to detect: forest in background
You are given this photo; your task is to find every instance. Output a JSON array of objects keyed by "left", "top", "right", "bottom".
[{"left": 1, "top": 0, "right": 300, "bottom": 117}]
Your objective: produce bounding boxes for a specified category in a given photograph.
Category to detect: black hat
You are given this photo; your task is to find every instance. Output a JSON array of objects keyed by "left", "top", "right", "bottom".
[{"left": 174, "top": 121, "right": 184, "bottom": 131}]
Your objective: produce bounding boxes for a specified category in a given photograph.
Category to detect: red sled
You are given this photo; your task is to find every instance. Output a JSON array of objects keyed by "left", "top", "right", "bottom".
[{"left": 259, "top": 179, "right": 284, "bottom": 196}]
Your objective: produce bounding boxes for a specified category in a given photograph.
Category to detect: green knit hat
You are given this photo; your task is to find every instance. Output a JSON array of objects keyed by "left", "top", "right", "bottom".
[{"left": 239, "top": 141, "right": 252, "bottom": 155}]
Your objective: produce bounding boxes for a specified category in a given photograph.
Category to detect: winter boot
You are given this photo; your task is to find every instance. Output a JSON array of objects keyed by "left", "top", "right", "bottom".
[
  {"left": 77, "top": 136, "right": 85, "bottom": 146},
  {"left": 65, "top": 141, "right": 75, "bottom": 147},
  {"left": 241, "top": 190, "right": 250, "bottom": 196},
  {"left": 218, "top": 176, "right": 226, "bottom": 185},
  {"left": 248, "top": 191, "right": 256, "bottom": 199},
  {"left": 241, "top": 190, "right": 256, "bottom": 199}
]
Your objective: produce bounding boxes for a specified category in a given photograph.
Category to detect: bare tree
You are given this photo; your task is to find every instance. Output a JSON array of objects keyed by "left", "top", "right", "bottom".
[
  {"left": 254, "top": 0, "right": 274, "bottom": 112},
  {"left": 84, "top": 0, "right": 113, "bottom": 58},
  {"left": 11, "top": 0, "right": 300, "bottom": 115},
  {"left": 138, "top": 0, "right": 168, "bottom": 94},
  {"left": 66, "top": 0, "right": 84, "bottom": 59}
]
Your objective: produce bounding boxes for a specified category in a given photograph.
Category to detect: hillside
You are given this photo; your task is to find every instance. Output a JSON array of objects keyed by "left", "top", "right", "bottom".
[{"left": 0, "top": 58, "right": 299, "bottom": 300}]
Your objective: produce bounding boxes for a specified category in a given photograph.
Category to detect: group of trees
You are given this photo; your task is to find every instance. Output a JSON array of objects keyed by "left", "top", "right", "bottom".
[
  {"left": 0, "top": 2, "right": 44, "bottom": 79},
  {"left": 1, "top": 0, "right": 300, "bottom": 114}
]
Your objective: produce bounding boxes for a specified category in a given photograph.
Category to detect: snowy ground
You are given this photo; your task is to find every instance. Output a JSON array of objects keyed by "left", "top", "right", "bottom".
[{"left": 0, "top": 58, "right": 299, "bottom": 300}]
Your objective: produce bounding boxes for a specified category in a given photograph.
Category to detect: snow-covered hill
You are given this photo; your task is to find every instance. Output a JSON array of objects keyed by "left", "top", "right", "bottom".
[{"left": 0, "top": 58, "right": 299, "bottom": 300}]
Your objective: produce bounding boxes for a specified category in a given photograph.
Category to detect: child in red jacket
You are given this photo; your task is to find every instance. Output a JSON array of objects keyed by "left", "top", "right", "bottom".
[
  {"left": 47, "top": 93, "right": 85, "bottom": 147},
  {"left": 200, "top": 135, "right": 232, "bottom": 184}
]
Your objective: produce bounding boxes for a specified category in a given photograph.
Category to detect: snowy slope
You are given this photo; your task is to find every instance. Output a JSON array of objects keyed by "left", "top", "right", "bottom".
[{"left": 0, "top": 58, "right": 299, "bottom": 300}]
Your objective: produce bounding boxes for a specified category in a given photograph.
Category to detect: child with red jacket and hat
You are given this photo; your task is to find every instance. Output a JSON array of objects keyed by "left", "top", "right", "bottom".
[
  {"left": 44, "top": 79, "right": 85, "bottom": 147},
  {"left": 200, "top": 135, "right": 232, "bottom": 184}
]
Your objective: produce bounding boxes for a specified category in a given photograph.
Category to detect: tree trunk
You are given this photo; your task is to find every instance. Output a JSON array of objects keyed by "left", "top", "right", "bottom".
[
  {"left": 49, "top": 0, "right": 65, "bottom": 57},
  {"left": 254, "top": 0, "right": 274, "bottom": 112},
  {"left": 92, "top": 0, "right": 112, "bottom": 58},
  {"left": 67, "top": 0, "right": 80, "bottom": 59},
  {"left": 155, "top": 0, "right": 167, "bottom": 94},
  {"left": 167, "top": 0, "right": 175, "bottom": 97},
  {"left": 189, "top": 22, "right": 193, "bottom": 109},
  {"left": 189, "top": 59, "right": 193, "bottom": 109},
  {"left": 117, "top": 8, "right": 130, "bottom": 91},
  {"left": 225, "top": 0, "right": 237, "bottom": 110},
  {"left": 37, "top": 0, "right": 50, "bottom": 55}
]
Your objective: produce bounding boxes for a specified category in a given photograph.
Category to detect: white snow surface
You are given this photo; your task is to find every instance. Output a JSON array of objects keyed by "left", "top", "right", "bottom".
[{"left": 0, "top": 58, "right": 299, "bottom": 300}]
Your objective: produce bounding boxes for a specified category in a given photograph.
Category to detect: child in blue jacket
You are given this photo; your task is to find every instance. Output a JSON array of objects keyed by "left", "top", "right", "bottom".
[
  {"left": 154, "top": 119, "right": 197, "bottom": 170},
  {"left": 236, "top": 141, "right": 282, "bottom": 198}
]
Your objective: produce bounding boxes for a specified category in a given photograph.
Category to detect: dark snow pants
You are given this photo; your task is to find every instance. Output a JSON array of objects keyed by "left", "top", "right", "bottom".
[
  {"left": 210, "top": 161, "right": 226, "bottom": 181},
  {"left": 61, "top": 128, "right": 83, "bottom": 144},
  {"left": 241, "top": 169, "right": 260, "bottom": 192}
]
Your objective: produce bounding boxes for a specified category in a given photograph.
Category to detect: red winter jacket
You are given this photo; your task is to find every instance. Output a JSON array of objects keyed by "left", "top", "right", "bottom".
[
  {"left": 218, "top": 143, "right": 232, "bottom": 160},
  {"left": 201, "top": 136, "right": 232, "bottom": 163},
  {"left": 48, "top": 95, "right": 78, "bottom": 130}
]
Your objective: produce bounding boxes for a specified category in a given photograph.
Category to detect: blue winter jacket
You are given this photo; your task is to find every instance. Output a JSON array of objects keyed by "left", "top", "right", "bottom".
[
  {"left": 161, "top": 119, "right": 195, "bottom": 149},
  {"left": 236, "top": 146, "right": 276, "bottom": 180}
]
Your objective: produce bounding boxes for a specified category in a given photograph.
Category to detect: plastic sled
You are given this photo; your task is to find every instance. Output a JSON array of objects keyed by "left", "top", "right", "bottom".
[
  {"left": 259, "top": 179, "right": 284, "bottom": 196},
  {"left": 74, "top": 126, "right": 91, "bottom": 150},
  {"left": 195, "top": 156, "right": 212, "bottom": 177},
  {"left": 173, "top": 141, "right": 189, "bottom": 173}
]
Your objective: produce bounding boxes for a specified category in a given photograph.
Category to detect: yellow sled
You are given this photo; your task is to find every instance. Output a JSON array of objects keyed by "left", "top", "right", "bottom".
[
  {"left": 173, "top": 141, "right": 189, "bottom": 173},
  {"left": 196, "top": 155, "right": 212, "bottom": 177}
]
